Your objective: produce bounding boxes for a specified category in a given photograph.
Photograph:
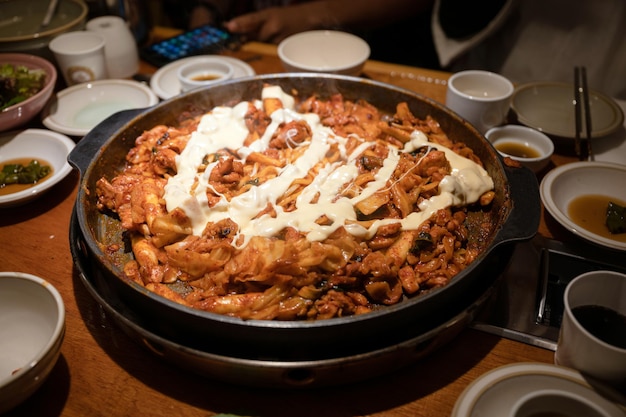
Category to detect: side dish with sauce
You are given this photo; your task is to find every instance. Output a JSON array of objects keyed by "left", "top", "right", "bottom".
[
  {"left": 568, "top": 195, "right": 626, "bottom": 243},
  {"left": 0, "top": 159, "right": 52, "bottom": 196}
]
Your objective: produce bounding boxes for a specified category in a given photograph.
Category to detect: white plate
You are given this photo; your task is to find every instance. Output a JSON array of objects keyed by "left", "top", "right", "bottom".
[
  {"left": 452, "top": 363, "right": 625, "bottom": 417},
  {"left": 511, "top": 82, "right": 624, "bottom": 139},
  {"left": 540, "top": 161, "right": 626, "bottom": 251},
  {"left": 150, "top": 56, "right": 255, "bottom": 100},
  {"left": 42, "top": 79, "right": 159, "bottom": 137},
  {"left": 0, "top": 128, "right": 75, "bottom": 207}
]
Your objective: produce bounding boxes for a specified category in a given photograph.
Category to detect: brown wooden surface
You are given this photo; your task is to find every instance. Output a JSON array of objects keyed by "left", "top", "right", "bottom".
[{"left": 1, "top": 35, "right": 579, "bottom": 417}]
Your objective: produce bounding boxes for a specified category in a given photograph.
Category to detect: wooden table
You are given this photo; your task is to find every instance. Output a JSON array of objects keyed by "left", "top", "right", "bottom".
[{"left": 2, "top": 38, "right": 577, "bottom": 417}]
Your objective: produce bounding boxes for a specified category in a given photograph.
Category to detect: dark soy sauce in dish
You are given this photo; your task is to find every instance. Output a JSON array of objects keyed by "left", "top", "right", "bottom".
[{"left": 572, "top": 305, "right": 626, "bottom": 349}]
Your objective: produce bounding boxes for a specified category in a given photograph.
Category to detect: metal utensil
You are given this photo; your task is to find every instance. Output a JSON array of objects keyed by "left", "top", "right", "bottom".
[
  {"left": 40, "top": 0, "right": 59, "bottom": 29},
  {"left": 574, "top": 66, "right": 593, "bottom": 160},
  {"left": 0, "top": 16, "right": 23, "bottom": 28}
]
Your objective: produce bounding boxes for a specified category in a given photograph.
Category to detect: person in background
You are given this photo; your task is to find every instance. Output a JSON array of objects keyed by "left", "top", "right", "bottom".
[
  {"left": 161, "top": 0, "right": 440, "bottom": 69},
  {"left": 161, "top": 0, "right": 626, "bottom": 99},
  {"left": 432, "top": 0, "right": 626, "bottom": 99}
]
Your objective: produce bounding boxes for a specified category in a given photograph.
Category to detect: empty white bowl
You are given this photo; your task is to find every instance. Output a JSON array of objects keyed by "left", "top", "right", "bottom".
[
  {"left": 0, "top": 272, "right": 65, "bottom": 414},
  {"left": 511, "top": 82, "right": 624, "bottom": 139},
  {"left": 485, "top": 125, "right": 554, "bottom": 173},
  {"left": 278, "top": 30, "right": 370, "bottom": 76},
  {"left": 452, "top": 363, "right": 624, "bottom": 417}
]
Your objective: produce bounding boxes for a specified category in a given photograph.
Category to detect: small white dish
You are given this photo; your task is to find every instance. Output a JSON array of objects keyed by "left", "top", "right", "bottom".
[
  {"left": 176, "top": 57, "right": 234, "bottom": 92},
  {"left": 540, "top": 161, "right": 626, "bottom": 251},
  {"left": 451, "top": 363, "right": 624, "bottom": 417},
  {"left": 0, "top": 128, "right": 75, "bottom": 207},
  {"left": 150, "top": 56, "right": 255, "bottom": 100},
  {"left": 485, "top": 124, "right": 554, "bottom": 173},
  {"left": 42, "top": 79, "right": 158, "bottom": 136},
  {"left": 511, "top": 82, "right": 624, "bottom": 139},
  {"left": 0, "top": 272, "right": 65, "bottom": 414},
  {"left": 278, "top": 30, "right": 370, "bottom": 76}
]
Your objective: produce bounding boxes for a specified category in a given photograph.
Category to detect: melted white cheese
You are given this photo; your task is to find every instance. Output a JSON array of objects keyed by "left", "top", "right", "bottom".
[{"left": 163, "top": 87, "right": 494, "bottom": 247}]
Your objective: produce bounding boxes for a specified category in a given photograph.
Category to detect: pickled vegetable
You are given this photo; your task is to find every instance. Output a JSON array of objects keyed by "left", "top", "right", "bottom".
[
  {"left": 606, "top": 201, "right": 626, "bottom": 234},
  {"left": 0, "top": 160, "right": 51, "bottom": 187}
]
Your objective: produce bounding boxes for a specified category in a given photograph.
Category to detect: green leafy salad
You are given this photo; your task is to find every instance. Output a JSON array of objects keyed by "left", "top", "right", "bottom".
[{"left": 0, "top": 63, "right": 47, "bottom": 111}]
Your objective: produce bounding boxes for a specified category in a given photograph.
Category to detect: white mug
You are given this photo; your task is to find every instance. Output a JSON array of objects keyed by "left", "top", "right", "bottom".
[
  {"left": 49, "top": 31, "right": 108, "bottom": 86},
  {"left": 86, "top": 16, "right": 139, "bottom": 79},
  {"left": 445, "top": 70, "right": 514, "bottom": 134},
  {"left": 555, "top": 270, "right": 626, "bottom": 384}
]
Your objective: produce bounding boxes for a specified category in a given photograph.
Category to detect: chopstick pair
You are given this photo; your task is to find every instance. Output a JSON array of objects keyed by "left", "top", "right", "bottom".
[{"left": 574, "top": 66, "right": 593, "bottom": 160}]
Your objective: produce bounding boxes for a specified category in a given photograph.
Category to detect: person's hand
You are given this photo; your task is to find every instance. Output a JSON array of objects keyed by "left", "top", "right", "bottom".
[{"left": 224, "top": 4, "right": 324, "bottom": 43}]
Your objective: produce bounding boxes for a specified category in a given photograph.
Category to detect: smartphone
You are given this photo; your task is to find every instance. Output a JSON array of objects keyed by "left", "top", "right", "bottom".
[{"left": 140, "top": 24, "right": 239, "bottom": 67}]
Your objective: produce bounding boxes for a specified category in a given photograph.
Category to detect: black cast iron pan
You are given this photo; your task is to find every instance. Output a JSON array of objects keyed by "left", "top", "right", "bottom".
[
  {"left": 70, "top": 204, "right": 503, "bottom": 388},
  {"left": 68, "top": 74, "right": 540, "bottom": 360}
]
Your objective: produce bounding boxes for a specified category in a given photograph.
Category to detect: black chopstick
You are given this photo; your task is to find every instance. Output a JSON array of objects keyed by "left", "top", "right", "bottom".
[
  {"left": 574, "top": 67, "right": 582, "bottom": 158},
  {"left": 581, "top": 67, "right": 593, "bottom": 160},
  {"left": 574, "top": 66, "right": 593, "bottom": 160}
]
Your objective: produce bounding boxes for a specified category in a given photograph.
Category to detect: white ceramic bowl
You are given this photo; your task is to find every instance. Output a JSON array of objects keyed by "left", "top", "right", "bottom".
[
  {"left": 0, "top": 53, "right": 57, "bottom": 132},
  {"left": 511, "top": 82, "right": 624, "bottom": 139},
  {"left": 278, "top": 30, "right": 370, "bottom": 76},
  {"left": 540, "top": 161, "right": 626, "bottom": 251},
  {"left": 485, "top": 125, "right": 554, "bottom": 173},
  {"left": 42, "top": 79, "right": 159, "bottom": 137},
  {"left": 452, "top": 363, "right": 624, "bottom": 417},
  {"left": 0, "top": 272, "right": 65, "bottom": 414},
  {"left": 0, "top": 128, "right": 75, "bottom": 207},
  {"left": 176, "top": 57, "right": 234, "bottom": 92},
  {"left": 150, "top": 56, "right": 255, "bottom": 100}
]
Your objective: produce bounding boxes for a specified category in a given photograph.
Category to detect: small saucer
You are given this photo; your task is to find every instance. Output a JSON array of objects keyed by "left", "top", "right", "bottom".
[
  {"left": 150, "top": 56, "right": 255, "bottom": 100},
  {"left": 42, "top": 79, "right": 159, "bottom": 137},
  {"left": 452, "top": 363, "right": 625, "bottom": 417}
]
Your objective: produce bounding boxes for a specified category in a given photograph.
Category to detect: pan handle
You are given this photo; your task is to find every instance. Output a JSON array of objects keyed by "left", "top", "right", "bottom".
[
  {"left": 492, "top": 164, "right": 541, "bottom": 246},
  {"left": 67, "top": 108, "right": 147, "bottom": 174}
]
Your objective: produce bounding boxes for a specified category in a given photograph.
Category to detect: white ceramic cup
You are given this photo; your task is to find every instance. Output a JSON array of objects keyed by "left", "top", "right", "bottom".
[
  {"left": 445, "top": 70, "right": 514, "bottom": 134},
  {"left": 555, "top": 270, "right": 626, "bottom": 384},
  {"left": 509, "top": 389, "right": 618, "bottom": 417},
  {"left": 86, "top": 15, "right": 139, "bottom": 79},
  {"left": 177, "top": 58, "right": 235, "bottom": 92},
  {"left": 49, "top": 31, "right": 108, "bottom": 86}
]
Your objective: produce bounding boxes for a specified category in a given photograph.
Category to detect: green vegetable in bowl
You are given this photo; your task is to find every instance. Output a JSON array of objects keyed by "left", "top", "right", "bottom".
[
  {"left": 0, "top": 160, "right": 51, "bottom": 186},
  {"left": 0, "top": 64, "right": 46, "bottom": 111},
  {"left": 606, "top": 201, "right": 626, "bottom": 234}
]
